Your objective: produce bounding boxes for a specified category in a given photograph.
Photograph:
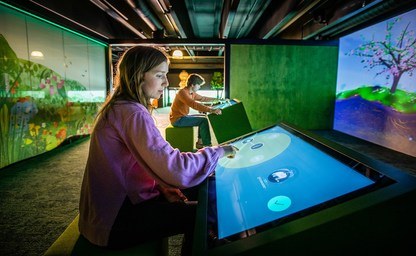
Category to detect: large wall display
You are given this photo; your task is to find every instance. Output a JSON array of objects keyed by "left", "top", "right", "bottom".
[
  {"left": 229, "top": 43, "right": 338, "bottom": 131},
  {"left": 0, "top": 4, "right": 107, "bottom": 168},
  {"left": 334, "top": 8, "right": 416, "bottom": 157}
]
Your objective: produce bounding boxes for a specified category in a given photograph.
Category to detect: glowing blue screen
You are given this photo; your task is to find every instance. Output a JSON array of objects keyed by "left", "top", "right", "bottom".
[{"left": 215, "top": 125, "right": 375, "bottom": 239}]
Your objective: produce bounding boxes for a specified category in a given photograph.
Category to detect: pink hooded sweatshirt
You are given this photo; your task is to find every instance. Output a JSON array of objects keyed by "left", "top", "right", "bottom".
[{"left": 79, "top": 101, "right": 224, "bottom": 246}]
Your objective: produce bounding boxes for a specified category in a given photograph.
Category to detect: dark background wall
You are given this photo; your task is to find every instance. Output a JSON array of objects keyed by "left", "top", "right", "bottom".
[
  {"left": 161, "top": 69, "right": 224, "bottom": 106},
  {"left": 229, "top": 43, "right": 339, "bottom": 130},
  {"left": 168, "top": 69, "right": 224, "bottom": 90}
]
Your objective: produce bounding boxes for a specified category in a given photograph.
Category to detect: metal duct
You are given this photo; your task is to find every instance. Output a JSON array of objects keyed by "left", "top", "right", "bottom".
[
  {"left": 263, "top": 0, "right": 321, "bottom": 39},
  {"left": 127, "top": 0, "right": 165, "bottom": 37},
  {"left": 304, "top": 0, "right": 412, "bottom": 39},
  {"left": 90, "top": 0, "right": 147, "bottom": 38}
]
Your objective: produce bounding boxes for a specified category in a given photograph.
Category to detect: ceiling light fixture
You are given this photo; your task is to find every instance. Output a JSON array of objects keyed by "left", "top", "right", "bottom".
[
  {"left": 30, "top": 50, "right": 44, "bottom": 59},
  {"left": 172, "top": 49, "right": 183, "bottom": 59}
]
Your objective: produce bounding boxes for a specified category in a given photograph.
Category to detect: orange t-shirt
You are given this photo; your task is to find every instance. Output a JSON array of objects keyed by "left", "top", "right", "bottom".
[{"left": 169, "top": 87, "right": 212, "bottom": 124}]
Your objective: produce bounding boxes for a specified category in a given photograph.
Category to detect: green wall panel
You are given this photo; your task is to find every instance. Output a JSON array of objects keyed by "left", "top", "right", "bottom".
[{"left": 229, "top": 44, "right": 338, "bottom": 130}]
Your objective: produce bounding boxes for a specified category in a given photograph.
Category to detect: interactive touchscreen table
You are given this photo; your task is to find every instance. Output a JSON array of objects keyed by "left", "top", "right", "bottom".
[
  {"left": 192, "top": 123, "right": 416, "bottom": 256},
  {"left": 215, "top": 124, "right": 375, "bottom": 239}
]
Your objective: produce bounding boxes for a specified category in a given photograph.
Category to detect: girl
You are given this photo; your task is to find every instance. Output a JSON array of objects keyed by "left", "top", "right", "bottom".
[{"left": 78, "top": 46, "right": 237, "bottom": 255}]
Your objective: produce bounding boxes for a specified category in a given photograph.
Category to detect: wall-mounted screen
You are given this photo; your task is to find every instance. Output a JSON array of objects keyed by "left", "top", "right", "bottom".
[
  {"left": 0, "top": 3, "right": 107, "bottom": 168},
  {"left": 334, "top": 8, "right": 416, "bottom": 157}
]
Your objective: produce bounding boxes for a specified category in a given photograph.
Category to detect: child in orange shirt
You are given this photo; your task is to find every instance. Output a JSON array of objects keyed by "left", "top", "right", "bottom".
[{"left": 169, "top": 74, "right": 221, "bottom": 148}]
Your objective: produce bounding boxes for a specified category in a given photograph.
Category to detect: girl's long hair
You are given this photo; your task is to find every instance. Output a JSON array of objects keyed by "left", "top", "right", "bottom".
[{"left": 96, "top": 46, "right": 168, "bottom": 122}]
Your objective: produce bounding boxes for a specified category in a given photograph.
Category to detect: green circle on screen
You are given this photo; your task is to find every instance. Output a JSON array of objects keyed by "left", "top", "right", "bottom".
[{"left": 267, "top": 195, "right": 292, "bottom": 212}]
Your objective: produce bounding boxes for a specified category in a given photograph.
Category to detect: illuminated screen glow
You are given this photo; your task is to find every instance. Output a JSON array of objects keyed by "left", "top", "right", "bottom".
[
  {"left": 215, "top": 124, "right": 375, "bottom": 239},
  {"left": 212, "top": 99, "right": 237, "bottom": 110},
  {"left": 334, "top": 8, "right": 416, "bottom": 157}
]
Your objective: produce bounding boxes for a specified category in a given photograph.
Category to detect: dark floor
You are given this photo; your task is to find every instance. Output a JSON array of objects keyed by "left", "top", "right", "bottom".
[
  {"left": 0, "top": 137, "right": 184, "bottom": 256},
  {"left": 0, "top": 125, "right": 415, "bottom": 256},
  {"left": 0, "top": 137, "right": 88, "bottom": 256}
]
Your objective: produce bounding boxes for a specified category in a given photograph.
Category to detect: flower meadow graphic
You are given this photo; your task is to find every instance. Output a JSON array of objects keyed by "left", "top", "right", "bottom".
[{"left": 0, "top": 34, "right": 103, "bottom": 168}]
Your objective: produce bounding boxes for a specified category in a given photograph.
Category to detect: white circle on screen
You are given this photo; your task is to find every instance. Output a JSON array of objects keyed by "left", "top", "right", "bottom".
[
  {"left": 268, "top": 168, "right": 295, "bottom": 183},
  {"left": 267, "top": 195, "right": 291, "bottom": 212},
  {"left": 218, "top": 132, "right": 291, "bottom": 168}
]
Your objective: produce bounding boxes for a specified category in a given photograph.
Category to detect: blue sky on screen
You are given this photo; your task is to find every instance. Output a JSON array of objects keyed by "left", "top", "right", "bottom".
[{"left": 337, "top": 8, "right": 416, "bottom": 93}]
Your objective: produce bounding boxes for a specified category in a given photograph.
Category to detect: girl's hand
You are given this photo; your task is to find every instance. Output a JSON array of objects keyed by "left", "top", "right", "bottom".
[
  {"left": 221, "top": 145, "right": 239, "bottom": 158},
  {"left": 158, "top": 186, "right": 188, "bottom": 203}
]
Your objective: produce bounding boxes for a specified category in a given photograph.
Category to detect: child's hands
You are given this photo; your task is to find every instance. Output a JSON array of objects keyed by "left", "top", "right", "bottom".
[{"left": 210, "top": 108, "right": 222, "bottom": 115}]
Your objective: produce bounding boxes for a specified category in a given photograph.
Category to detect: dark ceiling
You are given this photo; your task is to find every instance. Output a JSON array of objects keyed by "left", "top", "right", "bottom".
[{"left": 4, "top": 0, "right": 416, "bottom": 67}]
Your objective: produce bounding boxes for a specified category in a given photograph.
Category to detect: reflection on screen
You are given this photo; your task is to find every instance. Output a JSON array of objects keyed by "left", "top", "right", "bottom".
[{"left": 215, "top": 125, "right": 375, "bottom": 239}]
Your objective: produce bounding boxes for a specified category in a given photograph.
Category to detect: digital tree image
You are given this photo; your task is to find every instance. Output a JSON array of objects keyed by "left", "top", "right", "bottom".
[{"left": 348, "top": 18, "right": 416, "bottom": 93}]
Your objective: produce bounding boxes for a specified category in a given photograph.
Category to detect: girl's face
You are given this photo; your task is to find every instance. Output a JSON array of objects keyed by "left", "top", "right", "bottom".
[{"left": 142, "top": 61, "right": 169, "bottom": 99}]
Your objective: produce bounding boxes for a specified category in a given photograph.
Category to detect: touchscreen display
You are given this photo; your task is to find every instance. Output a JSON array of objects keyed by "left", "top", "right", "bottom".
[
  {"left": 214, "top": 124, "right": 375, "bottom": 239},
  {"left": 212, "top": 99, "right": 237, "bottom": 110}
]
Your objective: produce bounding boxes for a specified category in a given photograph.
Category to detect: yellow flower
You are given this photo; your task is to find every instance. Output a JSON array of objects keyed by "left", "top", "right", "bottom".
[
  {"left": 24, "top": 138, "right": 33, "bottom": 145},
  {"left": 29, "top": 123, "right": 36, "bottom": 136},
  {"left": 29, "top": 123, "right": 41, "bottom": 136},
  {"left": 35, "top": 125, "right": 41, "bottom": 135}
]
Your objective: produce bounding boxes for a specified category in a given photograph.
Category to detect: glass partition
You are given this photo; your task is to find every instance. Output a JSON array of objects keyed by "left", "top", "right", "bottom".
[{"left": 0, "top": 3, "right": 107, "bottom": 168}]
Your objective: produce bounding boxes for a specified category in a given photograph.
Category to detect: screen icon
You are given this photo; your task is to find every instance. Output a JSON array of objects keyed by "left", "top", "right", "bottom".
[
  {"left": 268, "top": 168, "right": 295, "bottom": 183},
  {"left": 267, "top": 195, "right": 291, "bottom": 212}
]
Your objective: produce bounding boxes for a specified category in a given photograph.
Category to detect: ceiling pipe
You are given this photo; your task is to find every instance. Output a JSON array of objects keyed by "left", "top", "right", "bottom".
[
  {"left": 165, "top": 8, "right": 187, "bottom": 38},
  {"left": 151, "top": 0, "right": 183, "bottom": 38},
  {"left": 158, "top": 0, "right": 193, "bottom": 38},
  {"left": 27, "top": 0, "right": 110, "bottom": 39},
  {"left": 263, "top": 0, "right": 322, "bottom": 39},
  {"left": 90, "top": 0, "right": 147, "bottom": 38},
  {"left": 183, "top": 45, "right": 196, "bottom": 61},
  {"left": 126, "top": 0, "right": 164, "bottom": 35},
  {"left": 235, "top": 0, "right": 271, "bottom": 38},
  {"left": 219, "top": 0, "right": 239, "bottom": 39},
  {"left": 303, "top": 0, "right": 408, "bottom": 39},
  {"left": 102, "top": 0, "right": 129, "bottom": 20}
]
